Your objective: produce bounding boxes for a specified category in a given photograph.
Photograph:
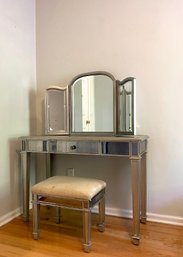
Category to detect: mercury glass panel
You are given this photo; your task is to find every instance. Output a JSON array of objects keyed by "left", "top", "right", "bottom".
[
  {"left": 45, "top": 87, "right": 68, "bottom": 135},
  {"left": 105, "top": 142, "right": 129, "bottom": 155},
  {"left": 132, "top": 142, "right": 139, "bottom": 156}
]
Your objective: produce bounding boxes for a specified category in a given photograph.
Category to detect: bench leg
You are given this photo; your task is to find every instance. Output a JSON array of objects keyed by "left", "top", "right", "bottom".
[
  {"left": 55, "top": 207, "right": 61, "bottom": 224},
  {"left": 82, "top": 209, "right": 92, "bottom": 253},
  {"left": 98, "top": 196, "right": 105, "bottom": 232},
  {"left": 32, "top": 194, "right": 40, "bottom": 240}
]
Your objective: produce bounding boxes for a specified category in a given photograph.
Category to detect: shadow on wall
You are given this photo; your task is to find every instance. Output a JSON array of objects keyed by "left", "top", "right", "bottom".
[
  {"left": 9, "top": 138, "right": 38, "bottom": 214},
  {"left": 29, "top": 88, "right": 37, "bottom": 136},
  {"left": 155, "top": 194, "right": 183, "bottom": 218},
  {"left": 7, "top": 88, "right": 37, "bottom": 214},
  {"left": 8, "top": 138, "right": 22, "bottom": 212}
]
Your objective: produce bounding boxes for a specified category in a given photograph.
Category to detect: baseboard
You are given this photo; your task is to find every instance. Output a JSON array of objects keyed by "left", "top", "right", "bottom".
[
  {"left": 1, "top": 206, "right": 183, "bottom": 227},
  {"left": 147, "top": 212, "right": 183, "bottom": 226},
  {"left": 0, "top": 208, "right": 21, "bottom": 226},
  {"left": 93, "top": 206, "right": 183, "bottom": 226}
]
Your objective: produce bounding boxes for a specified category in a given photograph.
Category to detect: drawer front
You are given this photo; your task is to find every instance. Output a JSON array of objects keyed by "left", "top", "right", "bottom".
[
  {"left": 56, "top": 141, "right": 76, "bottom": 153},
  {"left": 26, "top": 140, "right": 44, "bottom": 152},
  {"left": 102, "top": 142, "right": 129, "bottom": 155},
  {"left": 57, "top": 141, "right": 99, "bottom": 154}
]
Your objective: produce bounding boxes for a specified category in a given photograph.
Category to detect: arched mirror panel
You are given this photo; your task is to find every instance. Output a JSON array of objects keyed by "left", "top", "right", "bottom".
[{"left": 69, "top": 72, "right": 116, "bottom": 135}]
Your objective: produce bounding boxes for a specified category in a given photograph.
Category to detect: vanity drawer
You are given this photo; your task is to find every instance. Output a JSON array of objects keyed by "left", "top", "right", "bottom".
[
  {"left": 26, "top": 140, "right": 44, "bottom": 152},
  {"left": 56, "top": 141, "right": 99, "bottom": 154},
  {"left": 102, "top": 142, "right": 129, "bottom": 155}
]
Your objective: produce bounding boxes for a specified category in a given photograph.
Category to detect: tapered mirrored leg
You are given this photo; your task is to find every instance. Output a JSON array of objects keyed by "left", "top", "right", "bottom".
[
  {"left": 55, "top": 207, "right": 61, "bottom": 224},
  {"left": 130, "top": 156, "right": 141, "bottom": 245},
  {"left": 82, "top": 209, "right": 92, "bottom": 252},
  {"left": 32, "top": 194, "right": 40, "bottom": 240},
  {"left": 46, "top": 153, "right": 51, "bottom": 178},
  {"left": 98, "top": 197, "right": 105, "bottom": 232},
  {"left": 21, "top": 151, "right": 30, "bottom": 222},
  {"left": 140, "top": 152, "right": 147, "bottom": 224}
]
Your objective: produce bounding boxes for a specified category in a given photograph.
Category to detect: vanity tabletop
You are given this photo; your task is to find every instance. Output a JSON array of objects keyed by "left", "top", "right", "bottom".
[{"left": 19, "top": 134, "right": 149, "bottom": 142}]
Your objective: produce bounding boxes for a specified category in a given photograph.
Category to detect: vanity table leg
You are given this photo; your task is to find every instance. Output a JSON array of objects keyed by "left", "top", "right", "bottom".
[
  {"left": 140, "top": 152, "right": 147, "bottom": 224},
  {"left": 130, "top": 156, "right": 141, "bottom": 245},
  {"left": 46, "top": 153, "right": 51, "bottom": 178},
  {"left": 21, "top": 151, "right": 30, "bottom": 222}
]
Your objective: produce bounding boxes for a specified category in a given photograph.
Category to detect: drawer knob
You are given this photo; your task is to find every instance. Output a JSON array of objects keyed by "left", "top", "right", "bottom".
[{"left": 70, "top": 145, "right": 76, "bottom": 150}]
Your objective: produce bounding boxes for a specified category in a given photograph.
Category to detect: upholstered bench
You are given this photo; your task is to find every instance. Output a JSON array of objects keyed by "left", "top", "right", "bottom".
[{"left": 32, "top": 176, "right": 106, "bottom": 252}]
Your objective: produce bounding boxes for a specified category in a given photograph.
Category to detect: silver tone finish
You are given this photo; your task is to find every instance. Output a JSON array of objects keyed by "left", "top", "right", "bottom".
[
  {"left": 32, "top": 188, "right": 105, "bottom": 253},
  {"left": 57, "top": 140, "right": 99, "bottom": 154},
  {"left": 98, "top": 196, "right": 105, "bottom": 232},
  {"left": 44, "top": 71, "right": 136, "bottom": 136},
  {"left": 20, "top": 134, "right": 148, "bottom": 245},
  {"left": 130, "top": 156, "right": 141, "bottom": 245},
  {"left": 55, "top": 207, "right": 61, "bottom": 224},
  {"left": 20, "top": 151, "right": 30, "bottom": 222},
  {"left": 46, "top": 153, "right": 51, "bottom": 178},
  {"left": 117, "top": 77, "right": 136, "bottom": 135},
  {"left": 45, "top": 85, "right": 69, "bottom": 135},
  {"left": 32, "top": 194, "right": 40, "bottom": 240},
  {"left": 140, "top": 152, "right": 147, "bottom": 224},
  {"left": 69, "top": 71, "right": 116, "bottom": 135},
  {"left": 83, "top": 209, "right": 92, "bottom": 252}
]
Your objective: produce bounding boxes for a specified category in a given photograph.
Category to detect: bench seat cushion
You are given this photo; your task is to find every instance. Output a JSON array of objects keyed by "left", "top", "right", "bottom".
[{"left": 32, "top": 176, "right": 106, "bottom": 201}]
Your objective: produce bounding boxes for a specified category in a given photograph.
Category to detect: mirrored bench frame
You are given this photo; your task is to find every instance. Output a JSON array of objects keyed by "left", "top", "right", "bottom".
[{"left": 20, "top": 134, "right": 148, "bottom": 245}]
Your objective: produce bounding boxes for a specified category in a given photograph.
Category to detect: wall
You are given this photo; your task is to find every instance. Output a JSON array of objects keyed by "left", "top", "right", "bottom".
[
  {"left": 36, "top": 0, "right": 183, "bottom": 225},
  {"left": 0, "top": 0, "right": 36, "bottom": 225}
]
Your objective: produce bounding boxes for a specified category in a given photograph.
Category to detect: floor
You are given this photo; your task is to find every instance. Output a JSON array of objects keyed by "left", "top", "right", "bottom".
[{"left": 0, "top": 207, "right": 182, "bottom": 257}]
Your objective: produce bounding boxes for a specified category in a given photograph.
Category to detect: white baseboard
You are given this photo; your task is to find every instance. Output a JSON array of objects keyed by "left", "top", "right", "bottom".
[
  {"left": 1, "top": 206, "right": 183, "bottom": 227},
  {"left": 147, "top": 212, "right": 183, "bottom": 226},
  {"left": 93, "top": 206, "right": 183, "bottom": 226},
  {"left": 0, "top": 208, "right": 21, "bottom": 227}
]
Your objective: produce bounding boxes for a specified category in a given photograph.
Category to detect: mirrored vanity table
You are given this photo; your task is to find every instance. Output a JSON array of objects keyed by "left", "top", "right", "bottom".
[{"left": 20, "top": 71, "right": 148, "bottom": 245}]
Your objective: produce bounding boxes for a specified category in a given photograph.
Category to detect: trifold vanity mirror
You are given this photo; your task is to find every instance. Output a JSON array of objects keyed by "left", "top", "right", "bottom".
[{"left": 45, "top": 71, "right": 136, "bottom": 136}]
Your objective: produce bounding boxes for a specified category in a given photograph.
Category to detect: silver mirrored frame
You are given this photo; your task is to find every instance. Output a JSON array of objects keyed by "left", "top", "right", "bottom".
[
  {"left": 68, "top": 71, "right": 116, "bottom": 136},
  {"left": 45, "top": 85, "right": 69, "bottom": 135},
  {"left": 116, "top": 77, "right": 136, "bottom": 135},
  {"left": 44, "top": 72, "right": 136, "bottom": 136}
]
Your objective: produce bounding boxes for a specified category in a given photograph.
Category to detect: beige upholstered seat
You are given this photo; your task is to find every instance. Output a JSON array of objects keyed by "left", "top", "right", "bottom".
[{"left": 32, "top": 176, "right": 106, "bottom": 253}]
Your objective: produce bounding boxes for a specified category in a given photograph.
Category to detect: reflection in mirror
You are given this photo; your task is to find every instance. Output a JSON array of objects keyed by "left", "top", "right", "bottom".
[
  {"left": 70, "top": 73, "right": 115, "bottom": 133},
  {"left": 45, "top": 86, "right": 69, "bottom": 135},
  {"left": 117, "top": 77, "right": 136, "bottom": 135}
]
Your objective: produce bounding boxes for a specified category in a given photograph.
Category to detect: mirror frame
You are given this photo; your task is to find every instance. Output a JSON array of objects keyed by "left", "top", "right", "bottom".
[
  {"left": 45, "top": 71, "right": 136, "bottom": 136},
  {"left": 116, "top": 77, "right": 136, "bottom": 135},
  {"left": 45, "top": 85, "right": 69, "bottom": 135},
  {"left": 68, "top": 71, "right": 116, "bottom": 136}
]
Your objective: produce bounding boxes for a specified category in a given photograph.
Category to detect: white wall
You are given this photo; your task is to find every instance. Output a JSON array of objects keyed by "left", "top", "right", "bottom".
[
  {"left": 0, "top": 0, "right": 36, "bottom": 224},
  {"left": 36, "top": 0, "right": 183, "bottom": 224}
]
